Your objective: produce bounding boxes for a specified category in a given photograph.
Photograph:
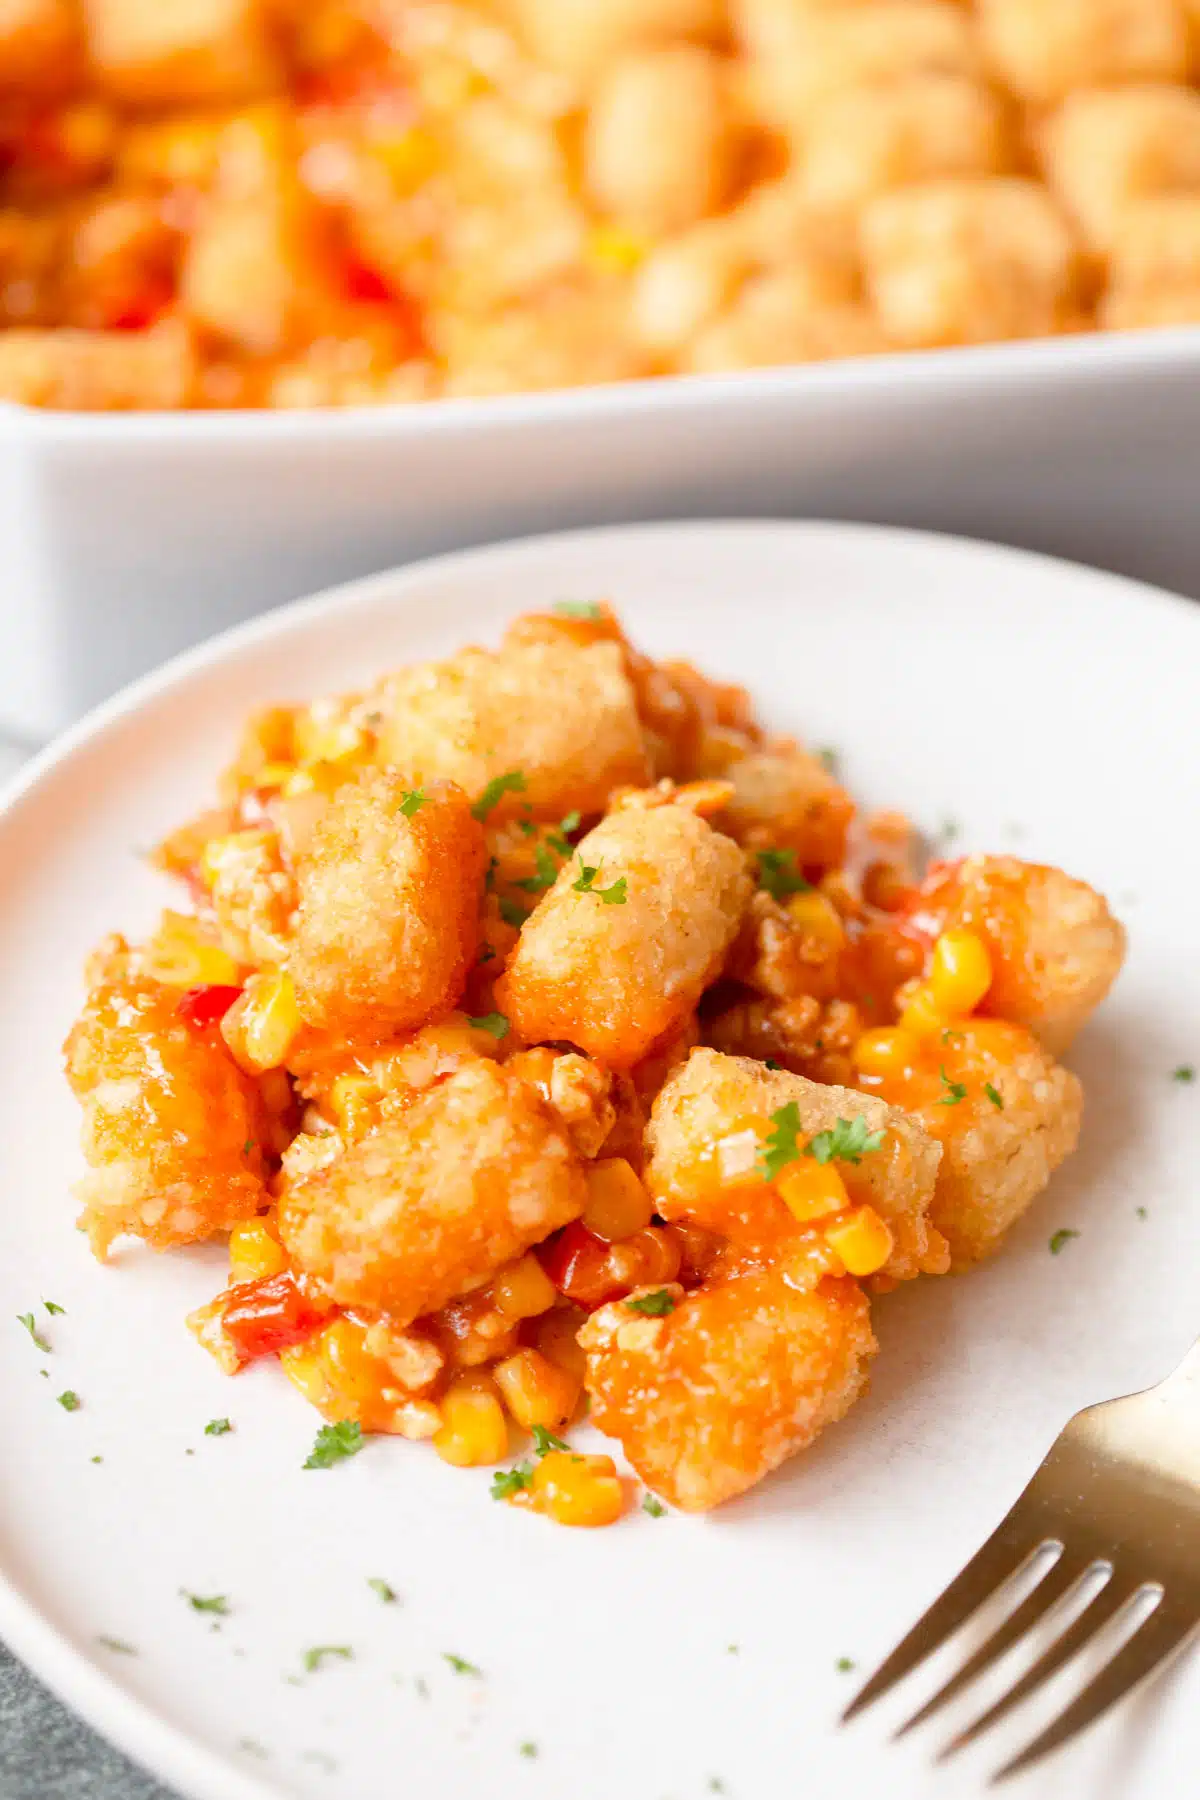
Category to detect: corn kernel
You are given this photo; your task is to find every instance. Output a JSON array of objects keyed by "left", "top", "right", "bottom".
[
  {"left": 329, "top": 1072, "right": 383, "bottom": 1136},
  {"left": 229, "top": 1218, "right": 287, "bottom": 1284},
  {"left": 280, "top": 1339, "right": 334, "bottom": 1410},
  {"left": 898, "top": 982, "right": 951, "bottom": 1040},
  {"left": 786, "top": 889, "right": 846, "bottom": 950},
  {"left": 929, "top": 929, "right": 993, "bottom": 1017},
  {"left": 583, "top": 1157, "right": 654, "bottom": 1243},
  {"left": 142, "top": 910, "right": 240, "bottom": 987},
  {"left": 530, "top": 1450, "right": 624, "bottom": 1527},
  {"left": 432, "top": 1375, "right": 509, "bottom": 1467},
  {"left": 292, "top": 710, "right": 365, "bottom": 770},
  {"left": 225, "top": 970, "right": 300, "bottom": 1073},
  {"left": 825, "top": 1205, "right": 894, "bottom": 1277},
  {"left": 776, "top": 1160, "right": 850, "bottom": 1224},
  {"left": 588, "top": 223, "right": 648, "bottom": 275},
  {"left": 491, "top": 1255, "right": 557, "bottom": 1321},
  {"left": 493, "top": 1348, "right": 581, "bottom": 1431},
  {"left": 370, "top": 125, "right": 440, "bottom": 192},
  {"left": 533, "top": 1308, "right": 588, "bottom": 1383},
  {"left": 852, "top": 1027, "right": 920, "bottom": 1080},
  {"left": 320, "top": 1317, "right": 390, "bottom": 1410}
]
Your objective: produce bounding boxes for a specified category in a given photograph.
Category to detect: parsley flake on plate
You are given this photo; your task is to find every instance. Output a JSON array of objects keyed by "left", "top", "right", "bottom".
[
  {"left": 642, "top": 1494, "right": 667, "bottom": 1518},
  {"left": 398, "top": 787, "right": 431, "bottom": 818},
  {"left": 302, "top": 1645, "right": 353, "bottom": 1673},
  {"left": 57, "top": 1390, "right": 81, "bottom": 1412},
  {"left": 490, "top": 1465, "right": 533, "bottom": 1500},
  {"left": 238, "top": 1740, "right": 268, "bottom": 1759},
  {"left": 182, "top": 1592, "right": 229, "bottom": 1615},
  {"left": 805, "top": 1115, "right": 884, "bottom": 1167},
  {"left": 519, "top": 1741, "right": 539, "bottom": 1759},
  {"left": 1136, "top": 1206, "right": 1148, "bottom": 1221},
  {"left": 467, "top": 1012, "right": 509, "bottom": 1040},
  {"left": 368, "top": 1577, "right": 399, "bottom": 1604},
  {"left": 472, "top": 770, "right": 527, "bottom": 822},
  {"left": 1049, "top": 1228, "right": 1080, "bottom": 1256},
  {"left": 754, "top": 847, "right": 811, "bottom": 902},
  {"left": 204, "top": 1417, "right": 232, "bottom": 1437},
  {"left": 17, "top": 1312, "right": 50, "bottom": 1352},
  {"left": 572, "top": 859, "right": 627, "bottom": 903},
  {"left": 836, "top": 1656, "right": 856, "bottom": 1673},
  {"left": 1173, "top": 1064, "right": 1196, "bottom": 1083},
  {"left": 96, "top": 1636, "right": 135, "bottom": 1655},
  {"left": 936, "top": 1067, "right": 968, "bottom": 1106},
  {"left": 443, "top": 1653, "right": 482, "bottom": 1677},
  {"left": 42, "top": 1300, "right": 66, "bottom": 1316},
  {"left": 530, "top": 1425, "right": 569, "bottom": 1456},
  {"left": 984, "top": 1081, "right": 1004, "bottom": 1109},
  {"left": 625, "top": 1289, "right": 676, "bottom": 1317},
  {"left": 303, "top": 1419, "right": 363, "bottom": 1470},
  {"left": 552, "top": 600, "right": 602, "bottom": 620}
]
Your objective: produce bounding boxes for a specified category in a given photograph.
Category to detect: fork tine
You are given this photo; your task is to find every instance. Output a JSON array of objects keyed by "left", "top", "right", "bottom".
[
  {"left": 893, "top": 1550, "right": 1093, "bottom": 1739},
  {"left": 841, "top": 1512, "right": 1043, "bottom": 1723},
  {"left": 992, "top": 1596, "right": 1199, "bottom": 1785},
  {"left": 938, "top": 1571, "right": 1135, "bottom": 1760}
]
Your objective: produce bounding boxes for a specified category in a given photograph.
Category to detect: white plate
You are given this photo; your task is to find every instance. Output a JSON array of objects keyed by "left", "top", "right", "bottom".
[
  {"left": 0, "top": 521, "right": 1198, "bottom": 1800},
  {"left": 6, "top": 327, "right": 1200, "bottom": 738}
]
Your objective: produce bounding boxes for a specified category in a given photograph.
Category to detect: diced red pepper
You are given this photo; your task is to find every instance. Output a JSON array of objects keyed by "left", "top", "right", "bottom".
[
  {"left": 177, "top": 984, "right": 242, "bottom": 1029},
  {"left": 108, "top": 274, "right": 175, "bottom": 332},
  {"left": 342, "top": 254, "right": 392, "bottom": 304},
  {"left": 221, "top": 1272, "right": 332, "bottom": 1363},
  {"left": 538, "top": 1221, "right": 624, "bottom": 1309}
]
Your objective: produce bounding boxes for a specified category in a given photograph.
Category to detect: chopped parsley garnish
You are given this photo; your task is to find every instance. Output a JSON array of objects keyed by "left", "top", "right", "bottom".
[
  {"left": 91, "top": 1455, "right": 103, "bottom": 1464},
  {"left": 17, "top": 1312, "right": 50, "bottom": 1352},
  {"left": 42, "top": 1300, "right": 66, "bottom": 1316},
  {"left": 182, "top": 1592, "right": 229, "bottom": 1615},
  {"left": 709, "top": 1781, "right": 726, "bottom": 1794},
  {"left": 57, "top": 1390, "right": 81, "bottom": 1412},
  {"left": 836, "top": 1656, "right": 856, "bottom": 1673},
  {"left": 468, "top": 1012, "right": 510, "bottom": 1040},
  {"left": 941, "top": 1027, "right": 965, "bottom": 1046},
  {"left": 302, "top": 1645, "right": 353, "bottom": 1673},
  {"left": 764, "top": 1058, "right": 781, "bottom": 1071},
  {"left": 760, "top": 1102, "right": 803, "bottom": 1179},
  {"left": 443, "top": 1653, "right": 482, "bottom": 1677},
  {"left": 368, "top": 1578, "right": 398, "bottom": 1604},
  {"left": 936, "top": 1068, "right": 968, "bottom": 1106},
  {"left": 531, "top": 1425, "right": 569, "bottom": 1456},
  {"left": 1136, "top": 1206, "right": 1148, "bottom": 1221},
  {"left": 398, "top": 787, "right": 431, "bottom": 818},
  {"left": 552, "top": 600, "right": 602, "bottom": 620},
  {"left": 558, "top": 808, "right": 581, "bottom": 836},
  {"left": 1173, "top": 1064, "right": 1196, "bottom": 1083},
  {"left": 514, "top": 843, "right": 561, "bottom": 892},
  {"left": 984, "top": 1081, "right": 1004, "bottom": 1110},
  {"left": 754, "top": 847, "right": 811, "bottom": 902},
  {"left": 1049, "top": 1229, "right": 1080, "bottom": 1256},
  {"left": 472, "top": 770, "right": 527, "bottom": 821},
  {"left": 939, "top": 819, "right": 961, "bottom": 842},
  {"left": 816, "top": 747, "right": 839, "bottom": 774},
  {"left": 477, "top": 944, "right": 496, "bottom": 964},
  {"left": 491, "top": 1464, "right": 533, "bottom": 1500},
  {"left": 642, "top": 1494, "right": 666, "bottom": 1518},
  {"left": 625, "top": 1289, "right": 676, "bottom": 1317},
  {"left": 303, "top": 1419, "right": 364, "bottom": 1470},
  {"left": 572, "top": 859, "right": 627, "bottom": 904},
  {"left": 805, "top": 1115, "right": 885, "bottom": 1167},
  {"left": 238, "top": 1740, "right": 268, "bottom": 1759},
  {"left": 727, "top": 1644, "right": 739, "bottom": 1656},
  {"left": 96, "top": 1636, "right": 135, "bottom": 1655},
  {"left": 204, "top": 1417, "right": 232, "bottom": 1437},
  {"left": 519, "top": 1741, "right": 539, "bottom": 1759},
  {"left": 499, "top": 897, "right": 530, "bottom": 929},
  {"left": 545, "top": 810, "right": 583, "bottom": 857}
]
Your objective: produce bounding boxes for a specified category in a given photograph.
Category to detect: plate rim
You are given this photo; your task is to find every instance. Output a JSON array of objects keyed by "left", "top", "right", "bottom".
[{"left": 1, "top": 514, "right": 1196, "bottom": 1800}]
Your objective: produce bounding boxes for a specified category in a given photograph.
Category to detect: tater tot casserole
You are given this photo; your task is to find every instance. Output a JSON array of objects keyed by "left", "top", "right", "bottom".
[
  {"left": 63, "top": 600, "right": 1127, "bottom": 1522},
  {"left": 4, "top": 0, "right": 1200, "bottom": 408}
]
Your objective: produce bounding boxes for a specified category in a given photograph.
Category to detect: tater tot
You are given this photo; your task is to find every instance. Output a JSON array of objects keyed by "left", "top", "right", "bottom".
[
  {"left": 0, "top": 0, "right": 78, "bottom": 92},
  {"left": 0, "top": 320, "right": 195, "bottom": 409},
  {"left": 1040, "top": 85, "right": 1200, "bottom": 253},
  {"left": 584, "top": 45, "right": 737, "bottom": 234},
  {"left": 502, "top": 0, "right": 725, "bottom": 84},
  {"left": 891, "top": 1020, "right": 1084, "bottom": 1266},
  {"left": 918, "top": 854, "right": 1126, "bottom": 1053},
  {"left": 81, "top": 0, "right": 282, "bottom": 106},
  {"left": 686, "top": 275, "right": 887, "bottom": 373},
  {"left": 288, "top": 772, "right": 485, "bottom": 1039},
  {"left": 713, "top": 745, "right": 855, "bottom": 869},
  {"left": 978, "top": 0, "right": 1188, "bottom": 108},
  {"left": 802, "top": 76, "right": 1011, "bottom": 214},
  {"left": 1101, "top": 283, "right": 1200, "bottom": 328},
  {"left": 497, "top": 805, "right": 753, "bottom": 1068},
  {"left": 647, "top": 1047, "right": 947, "bottom": 1284},
  {"left": 277, "top": 1060, "right": 586, "bottom": 1321},
  {"left": 861, "top": 177, "right": 1079, "bottom": 348},
  {"left": 1108, "top": 192, "right": 1200, "bottom": 292},
  {"left": 581, "top": 1270, "right": 876, "bottom": 1510},
  {"left": 63, "top": 975, "right": 268, "bottom": 1257},
  {"left": 373, "top": 639, "right": 649, "bottom": 821}
]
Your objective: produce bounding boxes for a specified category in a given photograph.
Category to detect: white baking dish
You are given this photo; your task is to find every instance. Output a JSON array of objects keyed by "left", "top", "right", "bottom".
[{"left": 2, "top": 324, "right": 1199, "bottom": 741}]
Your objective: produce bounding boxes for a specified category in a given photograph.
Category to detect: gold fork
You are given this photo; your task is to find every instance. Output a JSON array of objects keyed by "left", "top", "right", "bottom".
[{"left": 842, "top": 1341, "right": 1200, "bottom": 1782}]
